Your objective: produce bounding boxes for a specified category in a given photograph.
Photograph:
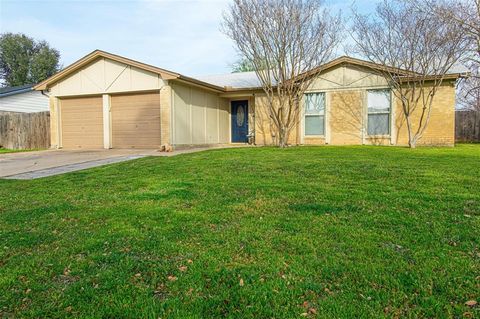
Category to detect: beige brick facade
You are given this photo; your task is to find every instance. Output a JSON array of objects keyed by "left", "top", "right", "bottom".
[
  {"left": 329, "top": 90, "right": 364, "bottom": 145},
  {"left": 303, "top": 137, "right": 326, "bottom": 145},
  {"left": 254, "top": 94, "right": 298, "bottom": 146},
  {"left": 159, "top": 85, "right": 172, "bottom": 146},
  {"left": 251, "top": 74, "right": 456, "bottom": 147},
  {"left": 394, "top": 82, "right": 455, "bottom": 146}
]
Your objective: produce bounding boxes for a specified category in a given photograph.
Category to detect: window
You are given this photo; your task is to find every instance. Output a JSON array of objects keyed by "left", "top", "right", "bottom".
[
  {"left": 304, "top": 93, "right": 325, "bottom": 136},
  {"left": 367, "top": 90, "right": 391, "bottom": 135}
]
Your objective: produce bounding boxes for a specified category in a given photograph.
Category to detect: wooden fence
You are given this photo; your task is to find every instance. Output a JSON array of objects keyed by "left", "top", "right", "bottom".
[
  {"left": 0, "top": 111, "right": 50, "bottom": 150},
  {"left": 455, "top": 110, "right": 480, "bottom": 143}
]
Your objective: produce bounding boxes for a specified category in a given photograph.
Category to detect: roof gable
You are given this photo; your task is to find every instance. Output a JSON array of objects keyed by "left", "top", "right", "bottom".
[
  {"left": 301, "top": 56, "right": 467, "bottom": 83},
  {"left": 34, "top": 50, "right": 226, "bottom": 93},
  {"left": 307, "top": 63, "right": 389, "bottom": 91},
  {"left": 48, "top": 56, "right": 170, "bottom": 96},
  {"left": 34, "top": 50, "right": 181, "bottom": 91},
  {"left": 296, "top": 56, "right": 416, "bottom": 84}
]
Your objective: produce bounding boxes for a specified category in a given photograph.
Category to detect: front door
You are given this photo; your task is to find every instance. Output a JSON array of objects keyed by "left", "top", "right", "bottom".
[{"left": 231, "top": 100, "right": 248, "bottom": 143}]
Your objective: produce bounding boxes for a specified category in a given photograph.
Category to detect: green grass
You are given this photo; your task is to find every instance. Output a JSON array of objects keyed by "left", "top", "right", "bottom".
[
  {"left": 0, "top": 148, "right": 40, "bottom": 154},
  {"left": 0, "top": 145, "right": 479, "bottom": 318}
]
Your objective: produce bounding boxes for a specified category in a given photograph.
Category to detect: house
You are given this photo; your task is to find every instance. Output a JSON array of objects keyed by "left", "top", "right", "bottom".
[
  {"left": 0, "top": 85, "right": 50, "bottom": 150},
  {"left": 0, "top": 84, "right": 49, "bottom": 113},
  {"left": 34, "top": 50, "right": 463, "bottom": 149}
]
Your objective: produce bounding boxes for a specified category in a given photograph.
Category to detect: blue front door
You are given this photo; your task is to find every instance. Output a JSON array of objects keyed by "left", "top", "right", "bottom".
[{"left": 231, "top": 100, "right": 248, "bottom": 143}]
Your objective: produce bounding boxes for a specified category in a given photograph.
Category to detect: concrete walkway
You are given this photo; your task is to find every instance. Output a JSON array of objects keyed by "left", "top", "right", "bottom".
[
  {"left": 0, "top": 149, "right": 161, "bottom": 179},
  {"left": 0, "top": 145, "right": 249, "bottom": 180},
  {"left": 2, "top": 155, "right": 147, "bottom": 180}
]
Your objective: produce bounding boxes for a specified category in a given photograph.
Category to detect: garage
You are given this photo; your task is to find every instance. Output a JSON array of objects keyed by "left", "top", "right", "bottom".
[
  {"left": 60, "top": 96, "right": 103, "bottom": 149},
  {"left": 111, "top": 92, "right": 161, "bottom": 148},
  {"left": 35, "top": 50, "right": 229, "bottom": 150}
]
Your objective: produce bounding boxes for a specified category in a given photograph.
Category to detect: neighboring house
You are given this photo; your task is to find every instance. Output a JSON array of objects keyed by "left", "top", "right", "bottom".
[
  {"left": 0, "top": 85, "right": 50, "bottom": 150},
  {"left": 0, "top": 84, "right": 49, "bottom": 113},
  {"left": 34, "top": 50, "right": 464, "bottom": 149}
]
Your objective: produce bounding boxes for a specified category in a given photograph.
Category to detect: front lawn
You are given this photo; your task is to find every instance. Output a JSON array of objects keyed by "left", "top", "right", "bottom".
[
  {"left": 0, "top": 145, "right": 479, "bottom": 318},
  {"left": 0, "top": 148, "right": 39, "bottom": 154}
]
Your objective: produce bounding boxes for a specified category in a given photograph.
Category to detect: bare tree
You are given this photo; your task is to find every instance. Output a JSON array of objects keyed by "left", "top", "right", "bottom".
[
  {"left": 458, "top": 66, "right": 480, "bottom": 110},
  {"left": 223, "top": 0, "right": 342, "bottom": 147},
  {"left": 416, "top": 0, "right": 479, "bottom": 111},
  {"left": 423, "top": 0, "right": 479, "bottom": 64},
  {"left": 350, "top": 0, "right": 468, "bottom": 148}
]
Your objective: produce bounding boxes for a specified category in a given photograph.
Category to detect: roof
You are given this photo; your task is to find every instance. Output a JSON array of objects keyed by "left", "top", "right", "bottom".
[
  {"left": 447, "top": 63, "right": 469, "bottom": 74},
  {"left": 34, "top": 50, "right": 468, "bottom": 93},
  {"left": 34, "top": 50, "right": 225, "bottom": 92},
  {"left": 198, "top": 56, "right": 468, "bottom": 89},
  {"left": 197, "top": 71, "right": 262, "bottom": 89},
  {"left": 0, "top": 84, "right": 34, "bottom": 97}
]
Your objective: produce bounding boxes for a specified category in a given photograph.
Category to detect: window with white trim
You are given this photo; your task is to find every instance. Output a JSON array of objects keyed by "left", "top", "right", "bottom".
[
  {"left": 367, "top": 90, "right": 391, "bottom": 135},
  {"left": 304, "top": 93, "right": 325, "bottom": 136}
]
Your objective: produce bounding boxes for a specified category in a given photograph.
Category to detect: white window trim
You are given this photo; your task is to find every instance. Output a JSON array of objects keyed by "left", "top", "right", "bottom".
[
  {"left": 102, "top": 94, "right": 111, "bottom": 149},
  {"left": 325, "top": 92, "right": 331, "bottom": 144},
  {"left": 362, "top": 90, "right": 367, "bottom": 145},
  {"left": 390, "top": 93, "right": 396, "bottom": 145},
  {"left": 302, "top": 92, "right": 327, "bottom": 140}
]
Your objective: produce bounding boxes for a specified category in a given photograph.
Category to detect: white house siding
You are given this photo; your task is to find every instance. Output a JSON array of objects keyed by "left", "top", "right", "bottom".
[
  {"left": 172, "top": 83, "right": 229, "bottom": 145},
  {"left": 0, "top": 90, "right": 49, "bottom": 113}
]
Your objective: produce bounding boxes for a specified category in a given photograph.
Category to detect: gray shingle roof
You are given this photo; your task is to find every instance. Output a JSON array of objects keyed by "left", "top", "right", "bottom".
[
  {"left": 196, "top": 71, "right": 263, "bottom": 89},
  {"left": 448, "top": 63, "right": 469, "bottom": 74},
  {"left": 0, "top": 84, "right": 34, "bottom": 96}
]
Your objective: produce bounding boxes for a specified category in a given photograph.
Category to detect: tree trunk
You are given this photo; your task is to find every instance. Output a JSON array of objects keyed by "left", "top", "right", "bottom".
[
  {"left": 405, "top": 114, "right": 416, "bottom": 149},
  {"left": 277, "top": 126, "right": 289, "bottom": 148}
]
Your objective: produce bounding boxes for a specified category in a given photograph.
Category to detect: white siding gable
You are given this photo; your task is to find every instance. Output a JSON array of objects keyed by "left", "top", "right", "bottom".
[
  {"left": 49, "top": 57, "right": 166, "bottom": 97},
  {"left": 308, "top": 64, "right": 389, "bottom": 91}
]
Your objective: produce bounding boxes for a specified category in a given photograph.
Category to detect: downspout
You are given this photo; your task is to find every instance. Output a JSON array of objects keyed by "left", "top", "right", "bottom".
[{"left": 41, "top": 90, "right": 50, "bottom": 98}]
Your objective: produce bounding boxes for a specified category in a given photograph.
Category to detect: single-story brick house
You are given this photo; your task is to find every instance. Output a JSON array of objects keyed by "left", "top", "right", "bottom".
[{"left": 34, "top": 50, "right": 465, "bottom": 149}]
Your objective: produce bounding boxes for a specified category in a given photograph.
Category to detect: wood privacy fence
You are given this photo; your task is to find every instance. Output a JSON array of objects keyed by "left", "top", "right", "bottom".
[
  {"left": 0, "top": 111, "right": 50, "bottom": 150},
  {"left": 455, "top": 110, "right": 480, "bottom": 143}
]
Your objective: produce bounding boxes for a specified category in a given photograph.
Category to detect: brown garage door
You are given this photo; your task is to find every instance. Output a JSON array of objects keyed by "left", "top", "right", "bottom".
[
  {"left": 61, "top": 96, "right": 103, "bottom": 149},
  {"left": 111, "top": 92, "right": 161, "bottom": 148}
]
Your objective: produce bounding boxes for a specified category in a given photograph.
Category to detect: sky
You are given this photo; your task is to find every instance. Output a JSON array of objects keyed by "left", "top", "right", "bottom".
[{"left": 0, "top": 0, "right": 376, "bottom": 77}]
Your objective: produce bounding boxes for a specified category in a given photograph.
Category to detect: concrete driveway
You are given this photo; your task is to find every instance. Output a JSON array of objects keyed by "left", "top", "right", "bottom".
[{"left": 0, "top": 149, "right": 162, "bottom": 180}]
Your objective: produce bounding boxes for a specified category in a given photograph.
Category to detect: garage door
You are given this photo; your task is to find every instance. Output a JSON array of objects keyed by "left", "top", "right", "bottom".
[
  {"left": 111, "top": 92, "right": 161, "bottom": 148},
  {"left": 61, "top": 96, "right": 103, "bottom": 149}
]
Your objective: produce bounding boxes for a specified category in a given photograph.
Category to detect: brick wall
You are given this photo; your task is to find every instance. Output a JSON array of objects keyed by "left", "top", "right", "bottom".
[
  {"left": 394, "top": 82, "right": 455, "bottom": 146},
  {"left": 329, "top": 90, "right": 364, "bottom": 145},
  {"left": 252, "top": 82, "right": 456, "bottom": 146},
  {"left": 160, "top": 85, "right": 172, "bottom": 145},
  {"left": 254, "top": 94, "right": 298, "bottom": 146}
]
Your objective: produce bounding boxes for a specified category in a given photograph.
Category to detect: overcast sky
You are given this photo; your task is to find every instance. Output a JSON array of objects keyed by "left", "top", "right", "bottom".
[{"left": 0, "top": 0, "right": 376, "bottom": 77}]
